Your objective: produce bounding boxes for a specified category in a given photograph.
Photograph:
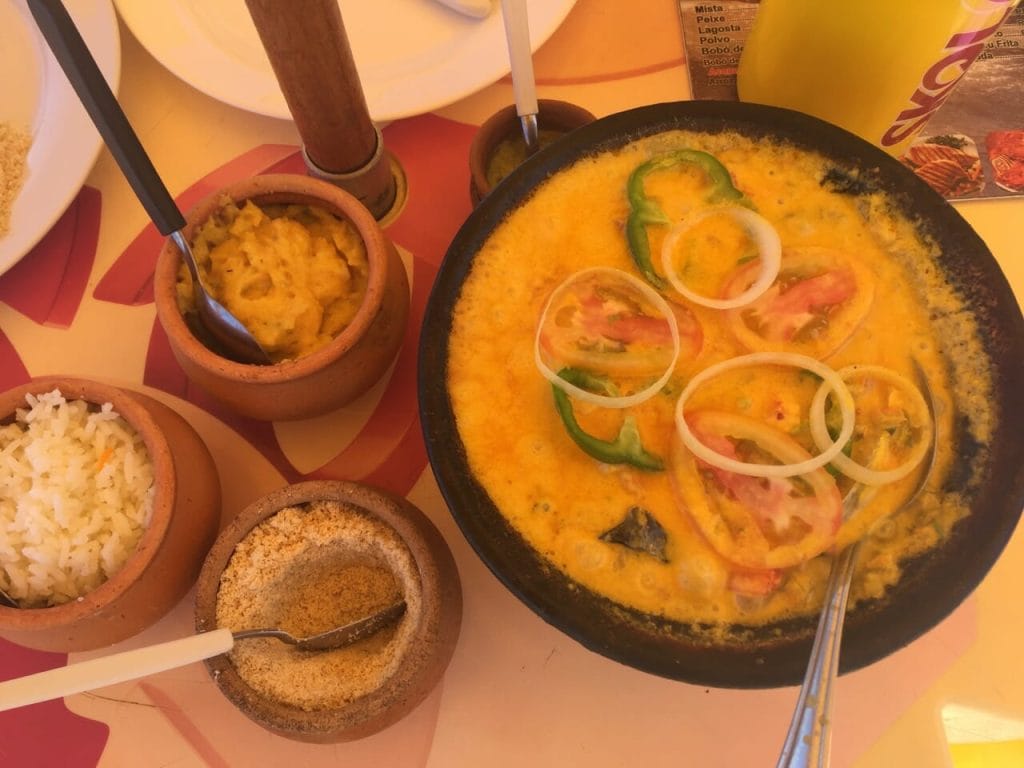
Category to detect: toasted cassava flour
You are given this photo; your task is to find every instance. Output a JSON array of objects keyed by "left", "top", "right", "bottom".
[{"left": 215, "top": 500, "right": 421, "bottom": 711}]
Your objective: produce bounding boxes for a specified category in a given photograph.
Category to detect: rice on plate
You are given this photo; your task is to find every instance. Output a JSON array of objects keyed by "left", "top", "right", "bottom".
[{"left": 0, "top": 388, "right": 155, "bottom": 607}]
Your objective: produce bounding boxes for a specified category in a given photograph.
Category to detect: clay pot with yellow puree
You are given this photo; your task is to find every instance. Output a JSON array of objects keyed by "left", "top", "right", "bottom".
[{"left": 154, "top": 174, "right": 409, "bottom": 421}]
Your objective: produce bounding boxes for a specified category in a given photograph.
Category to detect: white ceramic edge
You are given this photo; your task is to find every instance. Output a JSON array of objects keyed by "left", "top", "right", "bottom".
[
  {"left": 111, "top": 0, "right": 577, "bottom": 122},
  {"left": 0, "top": 0, "right": 122, "bottom": 278}
]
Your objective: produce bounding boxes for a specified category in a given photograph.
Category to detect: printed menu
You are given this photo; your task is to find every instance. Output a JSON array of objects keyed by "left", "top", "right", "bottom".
[{"left": 677, "top": 1, "right": 1024, "bottom": 201}]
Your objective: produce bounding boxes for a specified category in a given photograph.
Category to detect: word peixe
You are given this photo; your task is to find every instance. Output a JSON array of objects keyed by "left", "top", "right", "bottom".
[{"left": 881, "top": 0, "right": 1018, "bottom": 149}]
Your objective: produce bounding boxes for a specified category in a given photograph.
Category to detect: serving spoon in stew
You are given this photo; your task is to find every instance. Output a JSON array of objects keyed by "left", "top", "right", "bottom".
[
  {"left": 0, "top": 600, "right": 406, "bottom": 712},
  {"left": 776, "top": 361, "right": 938, "bottom": 768},
  {"left": 27, "top": 0, "right": 271, "bottom": 365}
]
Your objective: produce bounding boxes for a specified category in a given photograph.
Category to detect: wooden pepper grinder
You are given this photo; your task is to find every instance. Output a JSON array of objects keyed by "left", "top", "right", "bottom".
[{"left": 244, "top": 0, "right": 396, "bottom": 219}]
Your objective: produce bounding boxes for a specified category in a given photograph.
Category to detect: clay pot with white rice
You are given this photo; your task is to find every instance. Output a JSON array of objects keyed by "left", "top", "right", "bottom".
[{"left": 0, "top": 377, "right": 221, "bottom": 652}]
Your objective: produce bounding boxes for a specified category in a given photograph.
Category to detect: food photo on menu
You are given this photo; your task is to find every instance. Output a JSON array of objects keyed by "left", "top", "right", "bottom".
[
  {"left": 1, "top": 1, "right": 1024, "bottom": 767},
  {"left": 678, "top": 0, "right": 1024, "bottom": 201},
  {"left": 900, "top": 19, "right": 1024, "bottom": 201}
]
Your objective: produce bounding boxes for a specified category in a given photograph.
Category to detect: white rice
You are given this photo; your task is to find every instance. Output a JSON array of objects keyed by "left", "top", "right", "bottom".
[{"left": 0, "top": 388, "right": 155, "bottom": 607}]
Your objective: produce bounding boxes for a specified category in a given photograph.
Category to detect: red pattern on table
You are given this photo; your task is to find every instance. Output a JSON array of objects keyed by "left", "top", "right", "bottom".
[
  {"left": 0, "top": 112, "right": 477, "bottom": 767},
  {"left": 0, "top": 187, "right": 100, "bottom": 328}
]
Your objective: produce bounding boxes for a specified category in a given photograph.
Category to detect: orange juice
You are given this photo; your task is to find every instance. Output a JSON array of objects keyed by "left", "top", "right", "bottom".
[{"left": 737, "top": 0, "right": 1021, "bottom": 156}]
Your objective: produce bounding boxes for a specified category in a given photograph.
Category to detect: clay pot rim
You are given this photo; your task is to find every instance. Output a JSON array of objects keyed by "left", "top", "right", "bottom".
[
  {"left": 469, "top": 98, "right": 597, "bottom": 202},
  {"left": 194, "top": 480, "right": 456, "bottom": 740},
  {"left": 155, "top": 174, "right": 390, "bottom": 380},
  {"left": 0, "top": 376, "right": 176, "bottom": 627}
]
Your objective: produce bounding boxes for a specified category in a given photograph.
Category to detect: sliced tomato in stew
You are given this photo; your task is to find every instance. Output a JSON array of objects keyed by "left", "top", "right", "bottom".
[
  {"left": 669, "top": 409, "right": 842, "bottom": 571},
  {"left": 727, "top": 567, "right": 783, "bottom": 597},
  {"left": 538, "top": 269, "right": 701, "bottom": 377},
  {"left": 722, "top": 246, "right": 874, "bottom": 359}
]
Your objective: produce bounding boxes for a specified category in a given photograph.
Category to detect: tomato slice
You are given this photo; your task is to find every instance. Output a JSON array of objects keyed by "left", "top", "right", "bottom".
[
  {"left": 669, "top": 409, "right": 842, "bottom": 571},
  {"left": 723, "top": 246, "right": 875, "bottom": 359},
  {"left": 538, "top": 268, "right": 701, "bottom": 377},
  {"left": 668, "top": 303, "right": 703, "bottom": 368},
  {"left": 727, "top": 567, "right": 783, "bottom": 597}
]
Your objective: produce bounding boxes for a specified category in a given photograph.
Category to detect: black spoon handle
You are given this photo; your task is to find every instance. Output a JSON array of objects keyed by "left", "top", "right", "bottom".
[{"left": 27, "top": 0, "right": 186, "bottom": 236}]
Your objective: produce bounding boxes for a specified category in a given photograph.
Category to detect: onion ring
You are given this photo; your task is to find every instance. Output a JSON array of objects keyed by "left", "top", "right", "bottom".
[
  {"left": 534, "top": 267, "right": 681, "bottom": 409},
  {"left": 809, "top": 364, "right": 933, "bottom": 486},
  {"left": 674, "top": 352, "right": 855, "bottom": 477},
  {"left": 661, "top": 207, "right": 782, "bottom": 309}
]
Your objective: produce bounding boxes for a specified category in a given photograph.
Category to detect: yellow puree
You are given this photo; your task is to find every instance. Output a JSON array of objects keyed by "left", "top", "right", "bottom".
[
  {"left": 447, "top": 130, "right": 993, "bottom": 630},
  {"left": 485, "top": 128, "right": 565, "bottom": 188},
  {"left": 178, "top": 199, "right": 368, "bottom": 362}
]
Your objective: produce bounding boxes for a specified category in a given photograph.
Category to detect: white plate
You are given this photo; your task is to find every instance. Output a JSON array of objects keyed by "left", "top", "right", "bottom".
[
  {"left": 0, "top": 0, "right": 121, "bottom": 278},
  {"left": 112, "top": 0, "right": 576, "bottom": 122}
]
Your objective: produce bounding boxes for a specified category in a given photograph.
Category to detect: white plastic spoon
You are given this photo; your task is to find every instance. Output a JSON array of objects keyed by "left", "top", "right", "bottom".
[{"left": 0, "top": 600, "right": 405, "bottom": 712}]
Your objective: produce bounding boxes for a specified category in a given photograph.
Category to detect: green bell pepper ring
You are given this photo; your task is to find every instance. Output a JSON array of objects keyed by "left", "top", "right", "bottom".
[
  {"left": 551, "top": 367, "right": 664, "bottom": 472},
  {"left": 626, "top": 149, "right": 749, "bottom": 289}
]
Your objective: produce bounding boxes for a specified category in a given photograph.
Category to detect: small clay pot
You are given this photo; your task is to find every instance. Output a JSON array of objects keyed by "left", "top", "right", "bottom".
[
  {"left": 194, "top": 480, "right": 462, "bottom": 743},
  {"left": 153, "top": 174, "right": 410, "bottom": 421},
  {"left": 469, "top": 98, "right": 596, "bottom": 206},
  {"left": 0, "top": 377, "right": 221, "bottom": 652}
]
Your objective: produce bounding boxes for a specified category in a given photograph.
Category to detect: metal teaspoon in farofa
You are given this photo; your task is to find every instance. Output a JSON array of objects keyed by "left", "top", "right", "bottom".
[{"left": 0, "top": 600, "right": 406, "bottom": 711}]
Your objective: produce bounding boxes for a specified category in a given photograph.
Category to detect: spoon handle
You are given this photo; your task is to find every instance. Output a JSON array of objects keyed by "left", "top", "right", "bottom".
[
  {"left": 27, "top": 0, "right": 185, "bottom": 235},
  {"left": 500, "top": 0, "right": 539, "bottom": 119},
  {"left": 776, "top": 543, "right": 860, "bottom": 768},
  {"left": 0, "top": 629, "right": 234, "bottom": 712}
]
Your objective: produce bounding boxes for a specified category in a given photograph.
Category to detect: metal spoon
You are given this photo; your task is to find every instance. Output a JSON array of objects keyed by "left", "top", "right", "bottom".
[
  {"left": 27, "top": 0, "right": 271, "bottom": 365},
  {"left": 0, "top": 587, "right": 17, "bottom": 609},
  {"left": 500, "top": 0, "right": 540, "bottom": 156},
  {"left": 0, "top": 600, "right": 406, "bottom": 712},
  {"left": 230, "top": 599, "right": 406, "bottom": 651},
  {"left": 776, "top": 362, "right": 937, "bottom": 768}
]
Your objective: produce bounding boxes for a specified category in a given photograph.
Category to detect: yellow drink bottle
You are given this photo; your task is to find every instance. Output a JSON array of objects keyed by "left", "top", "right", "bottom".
[{"left": 736, "top": 0, "right": 1021, "bottom": 156}]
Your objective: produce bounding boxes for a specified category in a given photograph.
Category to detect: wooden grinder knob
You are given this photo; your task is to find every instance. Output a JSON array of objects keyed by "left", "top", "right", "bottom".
[{"left": 244, "top": 0, "right": 396, "bottom": 218}]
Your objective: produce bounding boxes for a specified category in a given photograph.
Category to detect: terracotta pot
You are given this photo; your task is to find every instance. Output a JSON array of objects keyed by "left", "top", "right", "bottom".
[
  {"left": 0, "top": 377, "right": 221, "bottom": 652},
  {"left": 194, "top": 480, "right": 462, "bottom": 742},
  {"left": 468, "top": 98, "right": 596, "bottom": 206},
  {"left": 153, "top": 174, "right": 410, "bottom": 421}
]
